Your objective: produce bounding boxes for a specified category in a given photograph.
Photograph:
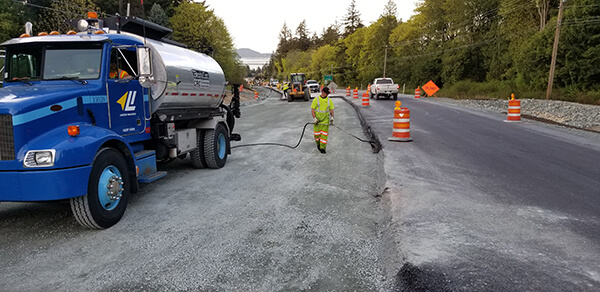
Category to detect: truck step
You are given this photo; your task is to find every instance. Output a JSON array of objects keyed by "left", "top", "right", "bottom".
[
  {"left": 231, "top": 133, "right": 241, "bottom": 141},
  {"left": 138, "top": 171, "right": 167, "bottom": 183}
]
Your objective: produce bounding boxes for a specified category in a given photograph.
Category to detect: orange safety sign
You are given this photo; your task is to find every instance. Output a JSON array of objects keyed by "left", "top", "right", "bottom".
[{"left": 422, "top": 80, "right": 439, "bottom": 97}]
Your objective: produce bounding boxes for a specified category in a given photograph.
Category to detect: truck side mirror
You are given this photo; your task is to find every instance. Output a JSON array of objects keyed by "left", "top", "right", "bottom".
[{"left": 137, "top": 47, "right": 153, "bottom": 88}]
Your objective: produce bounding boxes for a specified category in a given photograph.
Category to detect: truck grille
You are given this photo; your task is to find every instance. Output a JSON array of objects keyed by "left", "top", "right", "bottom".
[{"left": 0, "top": 115, "right": 15, "bottom": 160}]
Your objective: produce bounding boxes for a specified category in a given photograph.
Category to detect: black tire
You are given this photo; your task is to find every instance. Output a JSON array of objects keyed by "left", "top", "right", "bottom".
[
  {"left": 304, "top": 91, "right": 310, "bottom": 101},
  {"left": 70, "top": 148, "right": 130, "bottom": 229},
  {"left": 287, "top": 93, "right": 293, "bottom": 102},
  {"left": 204, "top": 123, "right": 228, "bottom": 169},
  {"left": 190, "top": 129, "right": 206, "bottom": 169},
  {"left": 376, "top": 94, "right": 380, "bottom": 100},
  {"left": 393, "top": 93, "right": 398, "bottom": 100},
  {"left": 370, "top": 92, "right": 374, "bottom": 99}
]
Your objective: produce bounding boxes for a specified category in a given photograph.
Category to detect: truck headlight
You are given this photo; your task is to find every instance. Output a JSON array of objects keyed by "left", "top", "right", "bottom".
[{"left": 24, "top": 150, "right": 56, "bottom": 168}]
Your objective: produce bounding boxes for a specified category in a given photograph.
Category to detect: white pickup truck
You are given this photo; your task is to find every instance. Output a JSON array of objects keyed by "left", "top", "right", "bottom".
[{"left": 370, "top": 78, "right": 399, "bottom": 100}]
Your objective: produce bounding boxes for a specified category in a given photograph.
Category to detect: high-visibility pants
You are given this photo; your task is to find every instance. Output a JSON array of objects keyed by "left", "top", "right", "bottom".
[{"left": 313, "top": 123, "right": 329, "bottom": 150}]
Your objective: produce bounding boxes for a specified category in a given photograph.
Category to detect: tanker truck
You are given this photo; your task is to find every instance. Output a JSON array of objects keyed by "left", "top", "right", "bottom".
[{"left": 0, "top": 14, "right": 241, "bottom": 228}]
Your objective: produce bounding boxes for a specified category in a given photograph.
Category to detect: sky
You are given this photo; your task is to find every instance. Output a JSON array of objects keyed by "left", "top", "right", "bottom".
[{"left": 204, "top": 0, "right": 420, "bottom": 54}]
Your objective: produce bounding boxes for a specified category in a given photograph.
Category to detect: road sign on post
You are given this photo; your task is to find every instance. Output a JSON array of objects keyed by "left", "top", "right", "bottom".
[
  {"left": 422, "top": 80, "right": 440, "bottom": 97},
  {"left": 324, "top": 75, "right": 333, "bottom": 81}
]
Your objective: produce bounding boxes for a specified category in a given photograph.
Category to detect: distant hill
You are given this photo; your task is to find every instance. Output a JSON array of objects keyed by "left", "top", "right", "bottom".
[{"left": 237, "top": 48, "right": 271, "bottom": 59}]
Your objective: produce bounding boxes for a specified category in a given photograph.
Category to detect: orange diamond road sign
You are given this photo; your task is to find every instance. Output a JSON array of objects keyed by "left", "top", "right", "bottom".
[{"left": 422, "top": 80, "right": 439, "bottom": 97}]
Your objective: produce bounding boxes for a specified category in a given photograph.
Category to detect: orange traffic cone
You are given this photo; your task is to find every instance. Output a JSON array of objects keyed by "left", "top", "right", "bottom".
[
  {"left": 254, "top": 91, "right": 258, "bottom": 99},
  {"left": 389, "top": 101, "right": 413, "bottom": 142}
]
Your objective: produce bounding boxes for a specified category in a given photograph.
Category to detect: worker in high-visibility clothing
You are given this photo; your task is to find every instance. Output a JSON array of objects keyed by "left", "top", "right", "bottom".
[
  {"left": 282, "top": 82, "right": 289, "bottom": 100},
  {"left": 311, "top": 87, "right": 334, "bottom": 154},
  {"left": 109, "top": 62, "right": 131, "bottom": 79}
]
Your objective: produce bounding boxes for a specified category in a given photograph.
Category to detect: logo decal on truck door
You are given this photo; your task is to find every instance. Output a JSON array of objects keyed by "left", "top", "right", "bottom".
[{"left": 117, "top": 91, "right": 137, "bottom": 112}]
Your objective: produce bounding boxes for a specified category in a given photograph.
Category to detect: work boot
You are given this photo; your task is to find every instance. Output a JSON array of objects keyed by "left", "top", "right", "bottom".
[
  {"left": 320, "top": 149, "right": 326, "bottom": 154},
  {"left": 316, "top": 143, "right": 321, "bottom": 151}
]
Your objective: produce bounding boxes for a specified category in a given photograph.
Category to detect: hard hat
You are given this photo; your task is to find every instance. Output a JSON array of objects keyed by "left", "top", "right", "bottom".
[{"left": 322, "top": 87, "right": 330, "bottom": 94}]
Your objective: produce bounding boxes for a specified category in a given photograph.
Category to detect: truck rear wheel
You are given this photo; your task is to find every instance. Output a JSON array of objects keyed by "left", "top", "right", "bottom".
[
  {"left": 70, "top": 148, "right": 130, "bottom": 229},
  {"left": 190, "top": 129, "right": 206, "bottom": 169},
  {"left": 204, "top": 124, "right": 228, "bottom": 169},
  {"left": 393, "top": 93, "right": 398, "bottom": 100},
  {"left": 304, "top": 90, "right": 310, "bottom": 101}
]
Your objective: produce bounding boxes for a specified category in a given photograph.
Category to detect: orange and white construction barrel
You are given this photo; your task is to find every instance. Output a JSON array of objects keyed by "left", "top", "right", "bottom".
[
  {"left": 362, "top": 92, "right": 369, "bottom": 106},
  {"left": 353, "top": 88, "right": 359, "bottom": 99},
  {"left": 346, "top": 87, "right": 351, "bottom": 96},
  {"left": 254, "top": 91, "right": 258, "bottom": 99},
  {"left": 389, "top": 101, "right": 413, "bottom": 142},
  {"left": 415, "top": 88, "right": 421, "bottom": 99},
  {"left": 505, "top": 95, "right": 521, "bottom": 122}
]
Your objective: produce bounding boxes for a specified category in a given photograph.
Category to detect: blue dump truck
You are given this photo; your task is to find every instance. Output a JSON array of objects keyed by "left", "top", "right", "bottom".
[{"left": 0, "top": 14, "right": 240, "bottom": 228}]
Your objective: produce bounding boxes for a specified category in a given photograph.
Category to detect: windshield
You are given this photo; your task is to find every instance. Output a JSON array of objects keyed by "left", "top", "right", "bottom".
[
  {"left": 5, "top": 43, "right": 103, "bottom": 82},
  {"left": 291, "top": 74, "right": 305, "bottom": 83},
  {"left": 44, "top": 49, "right": 102, "bottom": 80},
  {"left": 376, "top": 79, "right": 393, "bottom": 84}
]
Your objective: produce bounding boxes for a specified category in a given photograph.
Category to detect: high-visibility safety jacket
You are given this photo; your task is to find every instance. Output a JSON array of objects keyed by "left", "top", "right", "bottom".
[
  {"left": 109, "top": 69, "right": 128, "bottom": 79},
  {"left": 282, "top": 83, "right": 289, "bottom": 91},
  {"left": 311, "top": 95, "right": 334, "bottom": 123}
]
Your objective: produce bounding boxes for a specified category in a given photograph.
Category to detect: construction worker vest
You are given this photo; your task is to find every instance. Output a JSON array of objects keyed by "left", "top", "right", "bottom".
[
  {"left": 110, "top": 69, "right": 127, "bottom": 79},
  {"left": 312, "top": 96, "right": 333, "bottom": 122}
]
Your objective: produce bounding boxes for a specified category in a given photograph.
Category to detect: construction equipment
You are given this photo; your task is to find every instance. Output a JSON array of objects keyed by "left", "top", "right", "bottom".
[{"left": 287, "top": 73, "right": 310, "bottom": 102}]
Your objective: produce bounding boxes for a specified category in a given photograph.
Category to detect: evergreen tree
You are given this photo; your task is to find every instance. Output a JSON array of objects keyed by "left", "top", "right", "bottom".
[
  {"left": 148, "top": 3, "right": 169, "bottom": 27},
  {"left": 342, "top": 0, "right": 363, "bottom": 37},
  {"left": 295, "top": 20, "right": 312, "bottom": 51},
  {"left": 381, "top": 0, "right": 398, "bottom": 19}
]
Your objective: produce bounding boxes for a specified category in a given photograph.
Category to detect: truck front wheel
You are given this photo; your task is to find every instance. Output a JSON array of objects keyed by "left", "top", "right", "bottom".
[
  {"left": 204, "top": 124, "right": 228, "bottom": 169},
  {"left": 70, "top": 148, "right": 130, "bottom": 229}
]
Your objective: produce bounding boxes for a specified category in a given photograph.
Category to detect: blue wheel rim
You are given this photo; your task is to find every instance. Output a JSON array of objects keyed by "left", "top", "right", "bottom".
[
  {"left": 97, "top": 165, "right": 122, "bottom": 211},
  {"left": 217, "top": 133, "right": 226, "bottom": 159}
]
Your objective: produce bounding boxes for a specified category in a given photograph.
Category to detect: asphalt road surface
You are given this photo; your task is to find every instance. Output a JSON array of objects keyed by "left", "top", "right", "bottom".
[
  {"left": 354, "top": 92, "right": 600, "bottom": 291},
  {"left": 1, "top": 88, "right": 599, "bottom": 291}
]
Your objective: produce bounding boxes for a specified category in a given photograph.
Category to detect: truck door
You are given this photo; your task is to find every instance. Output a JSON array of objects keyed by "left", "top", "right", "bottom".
[{"left": 107, "top": 47, "right": 147, "bottom": 136}]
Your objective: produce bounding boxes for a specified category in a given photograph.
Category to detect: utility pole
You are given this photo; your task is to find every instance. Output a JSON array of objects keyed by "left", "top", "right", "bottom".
[
  {"left": 383, "top": 45, "right": 389, "bottom": 78},
  {"left": 546, "top": 0, "right": 566, "bottom": 100}
]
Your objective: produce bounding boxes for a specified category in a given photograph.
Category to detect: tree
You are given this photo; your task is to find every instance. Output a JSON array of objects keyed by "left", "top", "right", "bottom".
[
  {"left": 556, "top": 0, "right": 600, "bottom": 90},
  {"left": 381, "top": 0, "right": 398, "bottom": 19},
  {"left": 170, "top": 1, "right": 244, "bottom": 83},
  {"left": 295, "top": 20, "right": 312, "bottom": 51},
  {"left": 319, "top": 23, "right": 341, "bottom": 47},
  {"left": 536, "top": 0, "right": 551, "bottom": 30},
  {"left": 148, "top": 3, "right": 169, "bottom": 28},
  {"left": 342, "top": 0, "right": 363, "bottom": 37},
  {"left": 37, "top": 0, "right": 99, "bottom": 34},
  {"left": 0, "top": 0, "right": 24, "bottom": 42}
]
